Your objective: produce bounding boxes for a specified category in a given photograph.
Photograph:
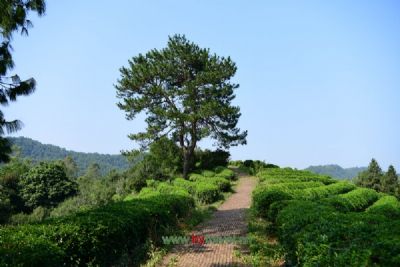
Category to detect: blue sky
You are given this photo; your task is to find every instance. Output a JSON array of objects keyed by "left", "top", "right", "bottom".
[{"left": 4, "top": 0, "right": 400, "bottom": 170}]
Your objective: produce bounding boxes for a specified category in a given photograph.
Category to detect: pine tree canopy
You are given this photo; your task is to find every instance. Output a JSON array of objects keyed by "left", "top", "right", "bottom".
[{"left": 116, "top": 34, "right": 247, "bottom": 177}]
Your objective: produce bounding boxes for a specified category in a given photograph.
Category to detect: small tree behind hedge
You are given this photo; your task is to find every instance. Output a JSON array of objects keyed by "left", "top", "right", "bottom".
[{"left": 19, "top": 162, "right": 77, "bottom": 209}]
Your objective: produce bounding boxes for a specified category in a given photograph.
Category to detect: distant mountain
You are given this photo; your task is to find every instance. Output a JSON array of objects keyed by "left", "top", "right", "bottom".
[
  {"left": 304, "top": 164, "right": 367, "bottom": 180},
  {"left": 7, "top": 137, "right": 130, "bottom": 176}
]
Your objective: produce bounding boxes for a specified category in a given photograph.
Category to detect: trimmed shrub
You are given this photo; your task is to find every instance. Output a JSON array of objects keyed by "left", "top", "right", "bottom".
[
  {"left": 294, "top": 182, "right": 356, "bottom": 200},
  {"left": 276, "top": 201, "right": 336, "bottom": 263},
  {"left": 0, "top": 193, "right": 194, "bottom": 266},
  {"left": 189, "top": 173, "right": 205, "bottom": 181},
  {"left": 208, "top": 177, "right": 231, "bottom": 192},
  {"left": 215, "top": 168, "right": 236, "bottom": 180},
  {"left": 252, "top": 187, "right": 292, "bottom": 217},
  {"left": 253, "top": 182, "right": 355, "bottom": 217},
  {"left": 366, "top": 195, "right": 400, "bottom": 218},
  {"left": 323, "top": 188, "right": 380, "bottom": 212},
  {"left": 294, "top": 212, "right": 400, "bottom": 267},
  {"left": 172, "top": 178, "right": 196, "bottom": 194},
  {"left": 202, "top": 170, "right": 215, "bottom": 177},
  {"left": 258, "top": 168, "right": 335, "bottom": 185},
  {"left": 194, "top": 182, "right": 221, "bottom": 204}
]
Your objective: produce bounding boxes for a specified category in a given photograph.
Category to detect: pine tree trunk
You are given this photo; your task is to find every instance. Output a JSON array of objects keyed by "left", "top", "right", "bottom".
[{"left": 182, "top": 148, "right": 194, "bottom": 179}]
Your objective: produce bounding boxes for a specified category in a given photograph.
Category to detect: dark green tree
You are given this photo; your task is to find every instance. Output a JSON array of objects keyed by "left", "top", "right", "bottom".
[
  {"left": 147, "top": 136, "right": 182, "bottom": 176},
  {"left": 355, "top": 158, "right": 383, "bottom": 191},
  {"left": 62, "top": 155, "right": 78, "bottom": 179},
  {"left": 84, "top": 162, "right": 101, "bottom": 179},
  {"left": 0, "top": 156, "right": 30, "bottom": 215},
  {"left": 381, "top": 165, "right": 398, "bottom": 195},
  {"left": 18, "top": 162, "right": 77, "bottom": 209},
  {"left": 116, "top": 34, "right": 247, "bottom": 178},
  {"left": 0, "top": 0, "right": 46, "bottom": 162}
]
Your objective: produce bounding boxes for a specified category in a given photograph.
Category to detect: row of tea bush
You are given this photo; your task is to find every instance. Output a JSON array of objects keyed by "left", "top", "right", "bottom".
[{"left": 252, "top": 168, "right": 400, "bottom": 266}]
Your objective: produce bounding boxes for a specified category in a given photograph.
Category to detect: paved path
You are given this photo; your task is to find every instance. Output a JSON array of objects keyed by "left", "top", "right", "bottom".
[{"left": 160, "top": 172, "right": 257, "bottom": 267}]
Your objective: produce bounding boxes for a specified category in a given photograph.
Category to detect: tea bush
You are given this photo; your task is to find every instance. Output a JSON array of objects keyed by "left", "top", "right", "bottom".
[
  {"left": 194, "top": 182, "right": 221, "bottom": 204},
  {"left": 251, "top": 168, "right": 400, "bottom": 266},
  {"left": 0, "top": 193, "right": 194, "bottom": 266},
  {"left": 323, "top": 188, "right": 380, "bottom": 212},
  {"left": 366, "top": 195, "right": 400, "bottom": 218},
  {"left": 253, "top": 181, "right": 355, "bottom": 217}
]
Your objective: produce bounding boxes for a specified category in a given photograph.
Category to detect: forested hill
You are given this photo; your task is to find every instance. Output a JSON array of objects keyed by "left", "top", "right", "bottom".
[
  {"left": 305, "top": 164, "right": 367, "bottom": 179},
  {"left": 8, "top": 137, "right": 130, "bottom": 176}
]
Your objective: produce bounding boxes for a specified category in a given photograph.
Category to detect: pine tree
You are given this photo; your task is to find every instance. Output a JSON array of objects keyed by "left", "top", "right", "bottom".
[
  {"left": 381, "top": 165, "right": 399, "bottom": 195},
  {"left": 0, "top": 0, "right": 46, "bottom": 162},
  {"left": 116, "top": 34, "right": 247, "bottom": 178},
  {"left": 355, "top": 158, "right": 383, "bottom": 191}
]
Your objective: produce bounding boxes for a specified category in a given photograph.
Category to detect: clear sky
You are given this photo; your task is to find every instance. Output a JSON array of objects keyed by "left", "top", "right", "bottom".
[{"left": 4, "top": 0, "right": 400, "bottom": 170}]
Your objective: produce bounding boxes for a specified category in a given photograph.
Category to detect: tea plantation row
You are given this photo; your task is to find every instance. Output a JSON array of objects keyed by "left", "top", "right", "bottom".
[
  {"left": 252, "top": 168, "right": 400, "bottom": 266},
  {"left": 0, "top": 167, "right": 236, "bottom": 266}
]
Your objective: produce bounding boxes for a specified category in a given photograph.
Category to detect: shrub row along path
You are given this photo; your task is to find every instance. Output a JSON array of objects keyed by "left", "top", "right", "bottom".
[{"left": 160, "top": 171, "right": 257, "bottom": 267}]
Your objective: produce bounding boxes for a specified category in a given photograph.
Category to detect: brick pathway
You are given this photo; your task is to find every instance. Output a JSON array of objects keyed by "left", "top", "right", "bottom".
[{"left": 160, "top": 173, "right": 257, "bottom": 267}]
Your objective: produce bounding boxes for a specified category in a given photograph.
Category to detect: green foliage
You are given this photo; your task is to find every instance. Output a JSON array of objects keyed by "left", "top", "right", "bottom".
[
  {"left": 188, "top": 173, "right": 205, "bottom": 181},
  {"left": 9, "top": 137, "right": 130, "bottom": 175},
  {"left": 194, "top": 149, "right": 231, "bottom": 170},
  {"left": 194, "top": 182, "right": 221, "bottom": 204},
  {"left": 148, "top": 137, "right": 182, "bottom": 176},
  {"left": 0, "top": 157, "right": 30, "bottom": 220},
  {"left": 18, "top": 162, "right": 78, "bottom": 209},
  {"left": 0, "top": 1, "right": 46, "bottom": 162},
  {"left": 366, "top": 195, "right": 400, "bottom": 218},
  {"left": 0, "top": 137, "right": 12, "bottom": 163},
  {"left": 139, "top": 170, "right": 230, "bottom": 205},
  {"left": 251, "top": 167, "right": 400, "bottom": 266},
  {"left": 355, "top": 158, "right": 383, "bottom": 191},
  {"left": 172, "top": 178, "right": 196, "bottom": 194},
  {"left": 215, "top": 167, "right": 236, "bottom": 180},
  {"left": 62, "top": 155, "right": 78, "bottom": 179},
  {"left": 381, "top": 165, "right": 399, "bottom": 195},
  {"left": 258, "top": 168, "right": 335, "bottom": 185},
  {"left": 305, "top": 164, "right": 367, "bottom": 179},
  {"left": 285, "top": 210, "right": 400, "bottom": 266},
  {"left": 201, "top": 170, "right": 215, "bottom": 177},
  {"left": 240, "top": 160, "right": 279, "bottom": 175},
  {"left": 115, "top": 34, "right": 247, "bottom": 177},
  {"left": 322, "top": 188, "right": 380, "bottom": 212},
  {"left": 207, "top": 177, "right": 231, "bottom": 192},
  {"left": 253, "top": 181, "right": 355, "bottom": 217},
  {"left": 0, "top": 193, "right": 194, "bottom": 266},
  {"left": 9, "top": 206, "right": 50, "bottom": 225}
]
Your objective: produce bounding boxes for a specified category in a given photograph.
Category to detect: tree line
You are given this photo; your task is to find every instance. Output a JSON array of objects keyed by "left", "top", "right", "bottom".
[{"left": 355, "top": 158, "right": 399, "bottom": 197}]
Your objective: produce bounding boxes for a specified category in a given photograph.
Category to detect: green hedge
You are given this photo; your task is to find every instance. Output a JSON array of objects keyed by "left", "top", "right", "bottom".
[
  {"left": 252, "top": 167, "right": 400, "bottom": 266},
  {"left": 172, "top": 178, "right": 196, "bottom": 194},
  {"left": 189, "top": 173, "right": 205, "bottom": 181},
  {"left": 215, "top": 168, "right": 236, "bottom": 180},
  {"left": 253, "top": 181, "right": 355, "bottom": 217},
  {"left": 294, "top": 212, "right": 400, "bottom": 266},
  {"left": 295, "top": 182, "right": 356, "bottom": 200},
  {"left": 195, "top": 182, "right": 221, "bottom": 204},
  {"left": 0, "top": 193, "right": 194, "bottom": 266},
  {"left": 323, "top": 188, "right": 380, "bottom": 212},
  {"left": 273, "top": 199, "right": 400, "bottom": 266},
  {"left": 366, "top": 195, "right": 400, "bottom": 218},
  {"left": 201, "top": 170, "right": 216, "bottom": 177},
  {"left": 257, "top": 168, "right": 335, "bottom": 185}
]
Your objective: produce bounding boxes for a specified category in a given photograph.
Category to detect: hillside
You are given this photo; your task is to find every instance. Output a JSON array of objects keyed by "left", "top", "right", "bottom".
[
  {"left": 8, "top": 136, "right": 130, "bottom": 176},
  {"left": 305, "top": 164, "right": 366, "bottom": 179}
]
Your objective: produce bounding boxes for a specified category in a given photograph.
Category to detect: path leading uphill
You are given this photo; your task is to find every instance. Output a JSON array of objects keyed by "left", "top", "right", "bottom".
[{"left": 160, "top": 171, "right": 257, "bottom": 267}]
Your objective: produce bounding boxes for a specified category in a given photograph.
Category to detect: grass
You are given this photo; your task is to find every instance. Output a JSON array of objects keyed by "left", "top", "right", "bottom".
[{"left": 237, "top": 208, "right": 285, "bottom": 266}]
